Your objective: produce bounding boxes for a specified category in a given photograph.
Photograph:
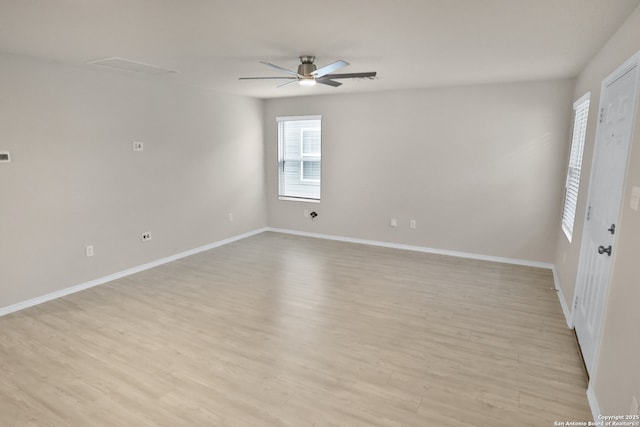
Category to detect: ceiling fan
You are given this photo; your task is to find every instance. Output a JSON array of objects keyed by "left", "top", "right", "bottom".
[{"left": 239, "top": 56, "right": 377, "bottom": 88}]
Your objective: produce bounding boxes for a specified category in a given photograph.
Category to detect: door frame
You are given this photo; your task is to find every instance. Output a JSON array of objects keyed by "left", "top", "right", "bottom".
[{"left": 571, "top": 49, "right": 640, "bottom": 377}]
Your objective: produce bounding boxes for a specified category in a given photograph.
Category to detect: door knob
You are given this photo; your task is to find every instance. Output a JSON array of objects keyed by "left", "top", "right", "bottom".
[
  {"left": 608, "top": 224, "right": 615, "bottom": 235},
  {"left": 598, "top": 245, "right": 612, "bottom": 256}
]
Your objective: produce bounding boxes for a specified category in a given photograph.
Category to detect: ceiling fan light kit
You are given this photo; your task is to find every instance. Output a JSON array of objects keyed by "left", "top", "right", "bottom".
[
  {"left": 239, "top": 55, "right": 377, "bottom": 88},
  {"left": 299, "top": 77, "right": 317, "bottom": 86}
]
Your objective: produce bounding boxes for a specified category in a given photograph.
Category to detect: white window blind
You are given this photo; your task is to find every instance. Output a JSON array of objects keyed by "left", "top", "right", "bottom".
[
  {"left": 277, "top": 115, "right": 321, "bottom": 201},
  {"left": 562, "top": 93, "right": 590, "bottom": 242}
]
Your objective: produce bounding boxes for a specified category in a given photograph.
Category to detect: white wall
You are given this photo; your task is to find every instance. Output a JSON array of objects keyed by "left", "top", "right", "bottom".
[
  {"left": 4, "top": 14, "right": 637, "bottom": 413},
  {"left": 265, "top": 80, "right": 573, "bottom": 263},
  {"left": 554, "top": 4, "right": 640, "bottom": 415},
  {"left": 0, "top": 54, "right": 266, "bottom": 309}
]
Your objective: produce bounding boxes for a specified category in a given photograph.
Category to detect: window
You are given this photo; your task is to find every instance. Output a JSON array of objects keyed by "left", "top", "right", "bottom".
[
  {"left": 562, "top": 92, "right": 590, "bottom": 242},
  {"left": 277, "top": 115, "right": 321, "bottom": 201}
]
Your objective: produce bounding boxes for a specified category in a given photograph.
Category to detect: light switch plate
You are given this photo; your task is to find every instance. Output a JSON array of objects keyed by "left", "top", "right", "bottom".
[{"left": 630, "top": 186, "right": 640, "bottom": 211}]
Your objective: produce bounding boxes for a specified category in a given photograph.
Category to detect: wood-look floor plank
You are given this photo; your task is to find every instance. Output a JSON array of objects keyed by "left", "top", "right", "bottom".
[{"left": 0, "top": 232, "right": 591, "bottom": 426}]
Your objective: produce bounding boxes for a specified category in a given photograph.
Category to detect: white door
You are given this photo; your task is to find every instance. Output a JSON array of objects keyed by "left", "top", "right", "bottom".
[{"left": 573, "top": 54, "right": 640, "bottom": 376}]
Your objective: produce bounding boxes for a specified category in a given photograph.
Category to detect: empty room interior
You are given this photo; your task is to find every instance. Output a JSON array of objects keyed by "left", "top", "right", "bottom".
[{"left": 2, "top": 1, "right": 640, "bottom": 425}]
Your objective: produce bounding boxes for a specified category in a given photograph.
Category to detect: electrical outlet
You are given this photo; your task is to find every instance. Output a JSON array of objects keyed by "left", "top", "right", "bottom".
[
  {"left": 390, "top": 218, "right": 397, "bottom": 227},
  {"left": 141, "top": 232, "right": 152, "bottom": 242},
  {"left": 132, "top": 141, "right": 144, "bottom": 152},
  {"left": 85, "top": 245, "right": 94, "bottom": 257},
  {"left": 410, "top": 219, "right": 416, "bottom": 229},
  {"left": 228, "top": 213, "right": 234, "bottom": 222}
]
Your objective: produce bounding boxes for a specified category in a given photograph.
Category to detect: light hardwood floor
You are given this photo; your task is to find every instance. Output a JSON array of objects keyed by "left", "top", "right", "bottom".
[{"left": 0, "top": 232, "right": 592, "bottom": 426}]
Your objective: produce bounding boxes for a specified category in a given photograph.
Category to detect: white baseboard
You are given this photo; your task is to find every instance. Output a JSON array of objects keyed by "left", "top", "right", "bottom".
[
  {"left": 552, "top": 266, "right": 573, "bottom": 328},
  {"left": 267, "top": 228, "right": 578, "bottom": 330},
  {"left": 0, "top": 228, "right": 268, "bottom": 317},
  {"left": 587, "top": 385, "right": 601, "bottom": 421},
  {"left": 267, "top": 227, "right": 555, "bottom": 270},
  {"left": 1, "top": 227, "right": 563, "bottom": 320}
]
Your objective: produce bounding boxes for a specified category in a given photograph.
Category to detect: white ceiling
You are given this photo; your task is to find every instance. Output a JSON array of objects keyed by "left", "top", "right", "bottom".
[{"left": 0, "top": 0, "right": 638, "bottom": 99}]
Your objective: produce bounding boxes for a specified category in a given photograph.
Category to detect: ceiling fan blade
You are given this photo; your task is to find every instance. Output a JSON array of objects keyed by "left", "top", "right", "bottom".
[
  {"left": 277, "top": 80, "right": 299, "bottom": 88},
  {"left": 260, "top": 60, "right": 300, "bottom": 76},
  {"left": 324, "top": 71, "right": 377, "bottom": 79},
  {"left": 238, "top": 77, "right": 298, "bottom": 80},
  {"left": 316, "top": 78, "right": 342, "bottom": 87},
  {"left": 311, "top": 60, "right": 349, "bottom": 78}
]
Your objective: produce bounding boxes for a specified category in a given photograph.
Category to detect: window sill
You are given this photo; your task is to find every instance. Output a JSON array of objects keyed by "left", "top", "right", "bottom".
[{"left": 279, "top": 196, "right": 320, "bottom": 204}]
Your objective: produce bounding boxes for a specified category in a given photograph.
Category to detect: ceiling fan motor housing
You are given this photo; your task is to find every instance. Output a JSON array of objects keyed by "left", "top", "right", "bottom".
[{"left": 298, "top": 56, "right": 317, "bottom": 75}]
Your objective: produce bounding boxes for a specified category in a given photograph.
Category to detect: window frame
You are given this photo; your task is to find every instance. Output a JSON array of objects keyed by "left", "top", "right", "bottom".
[
  {"left": 561, "top": 92, "right": 591, "bottom": 242},
  {"left": 277, "top": 115, "right": 322, "bottom": 202}
]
